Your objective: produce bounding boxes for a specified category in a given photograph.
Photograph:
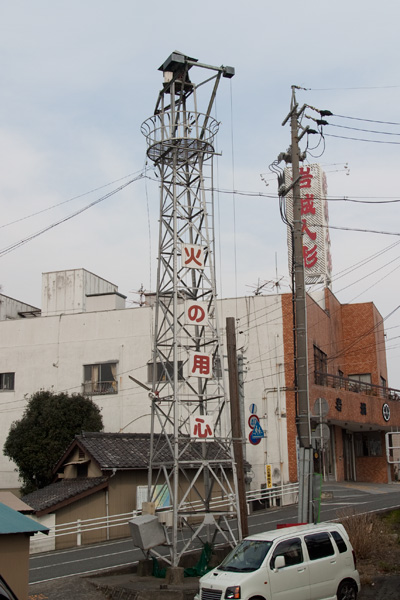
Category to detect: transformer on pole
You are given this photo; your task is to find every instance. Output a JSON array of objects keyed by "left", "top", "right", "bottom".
[{"left": 141, "top": 52, "right": 240, "bottom": 567}]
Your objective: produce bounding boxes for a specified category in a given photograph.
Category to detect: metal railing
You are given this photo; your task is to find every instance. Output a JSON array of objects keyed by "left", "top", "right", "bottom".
[
  {"left": 314, "top": 371, "right": 400, "bottom": 401},
  {"left": 30, "top": 482, "right": 299, "bottom": 552},
  {"left": 82, "top": 381, "right": 118, "bottom": 396}
]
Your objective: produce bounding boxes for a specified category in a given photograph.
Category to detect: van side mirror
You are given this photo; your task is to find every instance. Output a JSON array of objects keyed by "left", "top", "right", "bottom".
[{"left": 274, "top": 555, "right": 286, "bottom": 572}]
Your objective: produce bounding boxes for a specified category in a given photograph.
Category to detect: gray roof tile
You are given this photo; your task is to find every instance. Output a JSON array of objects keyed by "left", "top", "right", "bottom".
[
  {"left": 73, "top": 432, "right": 230, "bottom": 469},
  {"left": 22, "top": 477, "right": 108, "bottom": 512}
]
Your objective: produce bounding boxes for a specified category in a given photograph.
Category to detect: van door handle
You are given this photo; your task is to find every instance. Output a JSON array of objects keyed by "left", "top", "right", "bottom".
[
  {"left": 297, "top": 567, "right": 306, "bottom": 572},
  {"left": 330, "top": 560, "right": 336, "bottom": 564}
]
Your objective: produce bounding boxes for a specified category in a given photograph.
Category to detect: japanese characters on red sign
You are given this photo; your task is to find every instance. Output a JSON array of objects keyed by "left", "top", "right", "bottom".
[{"left": 299, "top": 167, "right": 318, "bottom": 271}]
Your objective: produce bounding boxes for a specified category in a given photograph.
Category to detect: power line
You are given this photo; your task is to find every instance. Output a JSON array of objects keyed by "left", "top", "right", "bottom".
[
  {"left": 317, "top": 223, "right": 400, "bottom": 237},
  {"left": 307, "top": 86, "right": 400, "bottom": 92},
  {"left": 0, "top": 175, "right": 143, "bottom": 258},
  {"left": 325, "top": 132, "right": 400, "bottom": 145},
  {"left": 0, "top": 169, "right": 148, "bottom": 230},
  {"left": 332, "top": 113, "right": 400, "bottom": 126},
  {"left": 329, "top": 123, "right": 400, "bottom": 136}
]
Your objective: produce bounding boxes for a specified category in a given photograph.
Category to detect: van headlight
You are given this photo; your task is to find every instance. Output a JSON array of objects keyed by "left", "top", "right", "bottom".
[{"left": 225, "top": 586, "right": 240, "bottom": 599}]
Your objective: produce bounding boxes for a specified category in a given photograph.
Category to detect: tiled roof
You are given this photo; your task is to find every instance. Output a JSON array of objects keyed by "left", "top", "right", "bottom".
[
  {"left": 72, "top": 432, "right": 230, "bottom": 470},
  {"left": 21, "top": 476, "right": 108, "bottom": 513},
  {"left": 0, "top": 502, "right": 49, "bottom": 534}
]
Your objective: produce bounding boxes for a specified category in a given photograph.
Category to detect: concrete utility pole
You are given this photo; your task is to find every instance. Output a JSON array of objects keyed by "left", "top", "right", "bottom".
[{"left": 283, "top": 86, "right": 313, "bottom": 523}]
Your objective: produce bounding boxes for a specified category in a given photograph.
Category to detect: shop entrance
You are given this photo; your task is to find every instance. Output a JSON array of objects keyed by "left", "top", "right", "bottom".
[{"left": 342, "top": 430, "right": 356, "bottom": 481}]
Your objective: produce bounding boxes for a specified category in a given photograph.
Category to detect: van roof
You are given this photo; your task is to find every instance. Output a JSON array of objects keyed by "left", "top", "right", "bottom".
[{"left": 246, "top": 522, "right": 344, "bottom": 542}]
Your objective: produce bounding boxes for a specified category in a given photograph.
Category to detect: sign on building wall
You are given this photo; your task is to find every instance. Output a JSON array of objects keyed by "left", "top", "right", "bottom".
[
  {"left": 136, "top": 484, "right": 170, "bottom": 509},
  {"left": 285, "top": 164, "right": 332, "bottom": 286},
  {"left": 265, "top": 464, "right": 272, "bottom": 488}
]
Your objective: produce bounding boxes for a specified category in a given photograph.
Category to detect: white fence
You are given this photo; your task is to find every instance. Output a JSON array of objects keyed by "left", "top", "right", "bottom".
[{"left": 30, "top": 482, "right": 299, "bottom": 554}]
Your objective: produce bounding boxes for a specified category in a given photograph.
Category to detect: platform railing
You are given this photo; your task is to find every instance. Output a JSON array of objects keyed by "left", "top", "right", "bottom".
[{"left": 314, "top": 371, "right": 400, "bottom": 401}]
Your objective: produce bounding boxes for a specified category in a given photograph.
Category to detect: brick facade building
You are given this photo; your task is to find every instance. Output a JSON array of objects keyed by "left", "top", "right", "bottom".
[{"left": 282, "top": 287, "right": 400, "bottom": 484}]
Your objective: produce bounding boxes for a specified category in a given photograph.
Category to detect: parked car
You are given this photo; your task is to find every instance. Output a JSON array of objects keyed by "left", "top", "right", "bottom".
[{"left": 196, "top": 522, "right": 360, "bottom": 600}]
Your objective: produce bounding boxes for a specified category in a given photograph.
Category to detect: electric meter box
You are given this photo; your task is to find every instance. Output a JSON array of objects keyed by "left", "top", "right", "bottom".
[{"left": 129, "top": 514, "right": 166, "bottom": 550}]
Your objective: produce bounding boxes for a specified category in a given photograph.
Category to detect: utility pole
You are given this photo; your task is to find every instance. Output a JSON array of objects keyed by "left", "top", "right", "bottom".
[
  {"left": 283, "top": 86, "right": 313, "bottom": 523},
  {"left": 226, "top": 317, "right": 248, "bottom": 538}
]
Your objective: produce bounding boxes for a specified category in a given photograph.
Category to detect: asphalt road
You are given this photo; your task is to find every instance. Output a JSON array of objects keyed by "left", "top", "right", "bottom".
[{"left": 29, "top": 481, "right": 400, "bottom": 584}]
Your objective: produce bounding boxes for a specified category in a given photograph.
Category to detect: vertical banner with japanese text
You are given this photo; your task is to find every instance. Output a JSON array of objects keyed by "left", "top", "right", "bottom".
[{"left": 285, "top": 163, "right": 332, "bottom": 286}]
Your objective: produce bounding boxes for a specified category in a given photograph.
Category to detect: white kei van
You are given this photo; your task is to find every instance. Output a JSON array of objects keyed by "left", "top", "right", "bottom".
[{"left": 196, "top": 522, "right": 360, "bottom": 600}]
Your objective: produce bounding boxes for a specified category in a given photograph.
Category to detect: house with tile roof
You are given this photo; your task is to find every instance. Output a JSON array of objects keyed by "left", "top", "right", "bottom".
[{"left": 22, "top": 432, "right": 235, "bottom": 549}]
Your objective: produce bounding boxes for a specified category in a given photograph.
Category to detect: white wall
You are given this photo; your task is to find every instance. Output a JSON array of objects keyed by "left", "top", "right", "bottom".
[
  {"left": 0, "top": 305, "right": 153, "bottom": 488},
  {"left": 217, "top": 295, "right": 289, "bottom": 489},
  {"left": 0, "top": 289, "right": 289, "bottom": 492}
]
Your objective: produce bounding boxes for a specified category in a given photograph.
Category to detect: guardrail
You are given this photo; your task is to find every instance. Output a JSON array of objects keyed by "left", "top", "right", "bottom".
[{"left": 30, "top": 481, "right": 299, "bottom": 553}]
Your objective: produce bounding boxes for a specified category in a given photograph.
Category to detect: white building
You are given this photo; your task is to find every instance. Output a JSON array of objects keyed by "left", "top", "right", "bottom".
[{"left": 0, "top": 269, "right": 288, "bottom": 492}]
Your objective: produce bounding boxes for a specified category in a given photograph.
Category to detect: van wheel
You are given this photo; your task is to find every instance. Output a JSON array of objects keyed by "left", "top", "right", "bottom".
[
  {"left": 337, "top": 580, "right": 357, "bottom": 600},
  {"left": 249, "top": 597, "right": 265, "bottom": 600}
]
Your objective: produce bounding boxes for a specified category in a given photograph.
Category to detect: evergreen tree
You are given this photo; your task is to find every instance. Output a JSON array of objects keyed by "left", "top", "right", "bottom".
[{"left": 4, "top": 390, "right": 103, "bottom": 494}]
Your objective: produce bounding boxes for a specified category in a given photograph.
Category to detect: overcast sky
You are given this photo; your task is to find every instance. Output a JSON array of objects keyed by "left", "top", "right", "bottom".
[{"left": 1, "top": 1, "right": 400, "bottom": 386}]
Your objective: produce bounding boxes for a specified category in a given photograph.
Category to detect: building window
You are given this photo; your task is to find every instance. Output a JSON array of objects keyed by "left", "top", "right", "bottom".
[
  {"left": 380, "top": 376, "right": 387, "bottom": 398},
  {"left": 354, "top": 432, "right": 382, "bottom": 457},
  {"left": 0, "top": 373, "right": 15, "bottom": 391},
  {"left": 76, "top": 463, "right": 88, "bottom": 478},
  {"left": 83, "top": 363, "right": 118, "bottom": 395},
  {"left": 314, "top": 346, "right": 328, "bottom": 385},
  {"left": 147, "top": 361, "right": 183, "bottom": 383},
  {"left": 348, "top": 373, "right": 371, "bottom": 393}
]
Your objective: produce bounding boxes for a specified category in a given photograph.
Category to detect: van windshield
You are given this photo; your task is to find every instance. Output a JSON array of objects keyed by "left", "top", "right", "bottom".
[{"left": 218, "top": 540, "right": 273, "bottom": 572}]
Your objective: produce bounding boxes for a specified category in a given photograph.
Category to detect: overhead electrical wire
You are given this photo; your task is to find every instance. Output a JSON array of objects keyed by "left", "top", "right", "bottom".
[
  {"left": 329, "top": 123, "right": 400, "bottom": 136},
  {"left": 314, "top": 223, "right": 400, "bottom": 237},
  {"left": 324, "top": 133, "right": 400, "bottom": 145},
  {"left": 306, "top": 86, "right": 400, "bottom": 92},
  {"left": 0, "top": 174, "right": 143, "bottom": 258},
  {"left": 0, "top": 169, "right": 148, "bottom": 230},
  {"left": 332, "top": 113, "right": 400, "bottom": 126}
]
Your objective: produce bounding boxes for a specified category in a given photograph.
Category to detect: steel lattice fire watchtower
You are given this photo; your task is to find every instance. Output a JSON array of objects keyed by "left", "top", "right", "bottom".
[{"left": 141, "top": 52, "right": 241, "bottom": 566}]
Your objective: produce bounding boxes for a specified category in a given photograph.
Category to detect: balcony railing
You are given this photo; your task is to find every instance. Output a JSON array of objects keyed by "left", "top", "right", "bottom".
[
  {"left": 314, "top": 371, "right": 400, "bottom": 401},
  {"left": 82, "top": 381, "right": 118, "bottom": 396}
]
